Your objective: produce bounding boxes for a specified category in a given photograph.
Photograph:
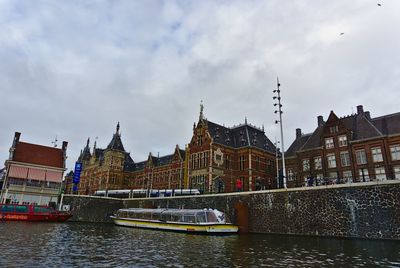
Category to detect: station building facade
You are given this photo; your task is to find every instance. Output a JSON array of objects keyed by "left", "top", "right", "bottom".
[
  {"left": 285, "top": 105, "right": 400, "bottom": 187},
  {"left": 0, "top": 132, "right": 68, "bottom": 206},
  {"left": 75, "top": 106, "right": 277, "bottom": 195}
]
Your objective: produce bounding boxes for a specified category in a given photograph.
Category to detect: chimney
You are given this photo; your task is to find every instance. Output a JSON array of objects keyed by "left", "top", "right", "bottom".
[
  {"left": 62, "top": 141, "right": 68, "bottom": 168},
  {"left": 13, "top": 132, "right": 21, "bottom": 145},
  {"left": 296, "top": 128, "right": 302, "bottom": 138},
  {"left": 357, "top": 105, "right": 364, "bottom": 115},
  {"left": 62, "top": 141, "right": 68, "bottom": 152},
  {"left": 317, "top": 115, "right": 324, "bottom": 126},
  {"left": 365, "top": 111, "right": 371, "bottom": 120}
]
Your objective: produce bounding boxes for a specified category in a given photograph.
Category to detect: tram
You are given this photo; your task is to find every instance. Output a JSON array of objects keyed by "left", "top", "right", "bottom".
[{"left": 93, "top": 189, "right": 201, "bottom": 198}]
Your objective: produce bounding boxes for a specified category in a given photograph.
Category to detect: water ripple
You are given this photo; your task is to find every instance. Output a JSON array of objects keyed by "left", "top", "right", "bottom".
[{"left": 0, "top": 222, "right": 399, "bottom": 267}]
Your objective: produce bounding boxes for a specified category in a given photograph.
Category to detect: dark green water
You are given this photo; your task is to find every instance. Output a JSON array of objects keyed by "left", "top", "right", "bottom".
[{"left": 0, "top": 222, "right": 399, "bottom": 267}]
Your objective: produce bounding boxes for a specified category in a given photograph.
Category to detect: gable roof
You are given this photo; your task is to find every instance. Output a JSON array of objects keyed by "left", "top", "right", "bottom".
[
  {"left": 285, "top": 107, "right": 400, "bottom": 156},
  {"left": 286, "top": 133, "right": 312, "bottom": 157},
  {"left": 12, "top": 142, "right": 64, "bottom": 168}
]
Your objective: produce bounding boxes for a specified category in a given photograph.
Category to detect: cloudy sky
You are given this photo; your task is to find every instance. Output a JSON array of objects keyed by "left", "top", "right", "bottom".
[{"left": 1, "top": 0, "right": 399, "bottom": 171}]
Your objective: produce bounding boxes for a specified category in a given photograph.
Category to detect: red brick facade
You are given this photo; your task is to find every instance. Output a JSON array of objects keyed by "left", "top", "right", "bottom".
[
  {"left": 75, "top": 107, "right": 277, "bottom": 195},
  {"left": 285, "top": 105, "right": 400, "bottom": 187}
]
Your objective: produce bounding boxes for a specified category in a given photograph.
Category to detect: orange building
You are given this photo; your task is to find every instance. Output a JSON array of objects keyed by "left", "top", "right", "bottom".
[{"left": 0, "top": 132, "right": 68, "bottom": 206}]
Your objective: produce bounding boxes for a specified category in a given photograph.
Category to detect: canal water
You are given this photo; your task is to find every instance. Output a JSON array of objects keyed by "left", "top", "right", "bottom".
[{"left": 0, "top": 222, "right": 399, "bottom": 267}]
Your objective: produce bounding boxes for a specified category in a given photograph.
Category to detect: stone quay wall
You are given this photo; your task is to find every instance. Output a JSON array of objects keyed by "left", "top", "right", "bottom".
[{"left": 62, "top": 180, "right": 400, "bottom": 240}]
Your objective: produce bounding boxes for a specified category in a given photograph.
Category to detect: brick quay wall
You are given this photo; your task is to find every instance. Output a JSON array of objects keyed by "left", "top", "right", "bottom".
[{"left": 62, "top": 180, "right": 400, "bottom": 240}]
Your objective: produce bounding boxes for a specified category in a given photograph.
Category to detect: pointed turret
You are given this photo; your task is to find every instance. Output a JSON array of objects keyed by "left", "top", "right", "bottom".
[{"left": 106, "top": 122, "right": 126, "bottom": 152}]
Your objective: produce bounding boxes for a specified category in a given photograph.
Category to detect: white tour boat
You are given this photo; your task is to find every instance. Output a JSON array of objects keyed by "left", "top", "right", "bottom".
[{"left": 110, "top": 208, "right": 239, "bottom": 234}]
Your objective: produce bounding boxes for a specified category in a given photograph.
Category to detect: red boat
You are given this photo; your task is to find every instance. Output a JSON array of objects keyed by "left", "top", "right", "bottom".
[{"left": 0, "top": 203, "right": 72, "bottom": 222}]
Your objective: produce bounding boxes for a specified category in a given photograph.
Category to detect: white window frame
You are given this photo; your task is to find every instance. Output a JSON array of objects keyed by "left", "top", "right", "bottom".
[
  {"left": 390, "top": 145, "right": 400, "bottom": 161},
  {"left": 327, "top": 153, "right": 336, "bottom": 168},
  {"left": 375, "top": 167, "right": 386, "bottom": 181},
  {"left": 340, "top": 151, "right": 351, "bottom": 167},
  {"left": 338, "top": 135, "right": 348, "bottom": 147},
  {"left": 314, "top": 156, "right": 322, "bottom": 170},
  {"left": 356, "top": 149, "right": 367, "bottom": 165},
  {"left": 287, "top": 169, "right": 294, "bottom": 181},
  {"left": 359, "top": 168, "right": 370, "bottom": 182},
  {"left": 371, "top": 147, "right": 383, "bottom": 163},
  {"left": 302, "top": 159, "right": 310, "bottom": 171},
  {"left": 343, "top": 170, "right": 353, "bottom": 183},
  {"left": 325, "top": 137, "right": 334, "bottom": 149},
  {"left": 394, "top": 166, "right": 400, "bottom": 180}
]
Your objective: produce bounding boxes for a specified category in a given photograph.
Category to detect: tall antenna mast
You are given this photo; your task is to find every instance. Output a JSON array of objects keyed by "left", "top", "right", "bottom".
[{"left": 51, "top": 135, "right": 58, "bottom": 148}]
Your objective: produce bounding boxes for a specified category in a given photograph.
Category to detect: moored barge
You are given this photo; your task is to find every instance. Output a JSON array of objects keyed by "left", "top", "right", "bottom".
[{"left": 0, "top": 203, "right": 72, "bottom": 222}]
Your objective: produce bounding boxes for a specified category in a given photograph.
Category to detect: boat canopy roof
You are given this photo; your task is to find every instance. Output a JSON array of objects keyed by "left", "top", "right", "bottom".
[{"left": 118, "top": 208, "right": 218, "bottom": 214}]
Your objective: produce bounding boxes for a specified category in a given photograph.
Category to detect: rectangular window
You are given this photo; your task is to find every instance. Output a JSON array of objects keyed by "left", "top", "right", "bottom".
[
  {"left": 325, "top": 138, "right": 334, "bottom": 149},
  {"left": 356, "top": 150, "right": 367, "bottom": 165},
  {"left": 328, "top": 172, "right": 337, "bottom": 179},
  {"left": 375, "top": 167, "right": 386, "bottom": 181},
  {"left": 390, "top": 145, "right": 400, "bottom": 161},
  {"left": 340, "top": 151, "right": 351, "bottom": 167},
  {"left": 394, "top": 166, "right": 400, "bottom": 180},
  {"left": 330, "top": 126, "right": 339, "bottom": 134},
  {"left": 327, "top": 153, "right": 336, "bottom": 168},
  {"left": 287, "top": 169, "right": 294, "bottom": 181},
  {"left": 338, "top": 135, "right": 348, "bottom": 147},
  {"left": 302, "top": 159, "right": 310, "bottom": 171},
  {"left": 359, "top": 168, "right": 370, "bottom": 182},
  {"left": 314, "top": 156, "right": 322, "bottom": 170},
  {"left": 255, "top": 156, "right": 260, "bottom": 170},
  {"left": 225, "top": 154, "right": 230, "bottom": 169},
  {"left": 371, "top": 147, "right": 383, "bottom": 163},
  {"left": 343, "top": 170, "right": 353, "bottom": 183},
  {"left": 239, "top": 156, "right": 245, "bottom": 170}
]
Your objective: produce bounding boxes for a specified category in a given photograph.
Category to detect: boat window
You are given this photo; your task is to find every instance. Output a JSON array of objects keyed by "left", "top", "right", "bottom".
[
  {"left": 1, "top": 205, "right": 15, "bottom": 212},
  {"left": 170, "top": 213, "right": 182, "bottom": 222},
  {"left": 206, "top": 212, "right": 218, "bottom": 223},
  {"left": 183, "top": 214, "right": 196, "bottom": 223},
  {"left": 34, "top": 207, "right": 52, "bottom": 213},
  {"left": 195, "top": 212, "right": 207, "bottom": 223},
  {"left": 151, "top": 212, "right": 161, "bottom": 220},
  {"left": 118, "top": 211, "right": 129, "bottom": 218},
  {"left": 160, "top": 213, "right": 170, "bottom": 222},
  {"left": 15, "top": 206, "right": 28, "bottom": 213}
]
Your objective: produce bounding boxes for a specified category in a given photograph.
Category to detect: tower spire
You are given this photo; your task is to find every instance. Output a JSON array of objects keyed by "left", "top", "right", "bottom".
[
  {"left": 116, "top": 122, "right": 120, "bottom": 135},
  {"left": 199, "top": 100, "right": 204, "bottom": 121},
  {"left": 86, "top": 137, "right": 90, "bottom": 148}
]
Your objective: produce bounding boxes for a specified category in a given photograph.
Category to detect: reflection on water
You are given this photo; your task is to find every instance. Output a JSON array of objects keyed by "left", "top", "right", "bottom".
[{"left": 0, "top": 222, "right": 399, "bottom": 267}]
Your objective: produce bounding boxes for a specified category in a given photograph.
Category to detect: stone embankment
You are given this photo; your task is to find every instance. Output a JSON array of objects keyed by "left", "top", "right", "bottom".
[{"left": 62, "top": 180, "right": 400, "bottom": 240}]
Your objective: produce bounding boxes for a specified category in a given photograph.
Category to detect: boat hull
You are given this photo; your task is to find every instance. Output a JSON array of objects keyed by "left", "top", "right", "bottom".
[
  {"left": 1, "top": 213, "right": 72, "bottom": 222},
  {"left": 111, "top": 216, "right": 238, "bottom": 234}
]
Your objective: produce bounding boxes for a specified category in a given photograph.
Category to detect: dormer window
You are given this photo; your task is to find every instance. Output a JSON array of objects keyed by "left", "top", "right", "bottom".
[{"left": 330, "top": 126, "right": 339, "bottom": 134}]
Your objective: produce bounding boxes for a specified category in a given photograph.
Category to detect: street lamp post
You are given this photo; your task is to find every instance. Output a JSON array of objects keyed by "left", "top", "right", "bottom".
[
  {"left": 274, "top": 139, "right": 280, "bottom": 188},
  {"left": 273, "top": 77, "right": 287, "bottom": 188}
]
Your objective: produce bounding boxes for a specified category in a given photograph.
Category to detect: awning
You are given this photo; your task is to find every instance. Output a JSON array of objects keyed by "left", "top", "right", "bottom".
[
  {"left": 28, "top": 168, "right": 46, "bottom": 181},
  {"left": 8, "top": 165, "right": 28, "bottom": 179},
  {"left": 46, "top": 170, "right": 63, "bottom": 183}
]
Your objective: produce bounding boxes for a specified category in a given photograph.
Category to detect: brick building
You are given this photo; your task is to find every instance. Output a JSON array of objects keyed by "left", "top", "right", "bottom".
[
  {"left": 188, "top": 105, "right": 277, "bottom": 192},
  {"left": 76, "top": 123, "right": 187, "bottom": 195},
  {"left": 285, "top": 105, "right": 400, "bottom": 187},
  {"left": 75, "top": 105, "right": 277, "bottom": 195},
  {"left": 0, "top": 132, "right": 68, "bottom": 205}
]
